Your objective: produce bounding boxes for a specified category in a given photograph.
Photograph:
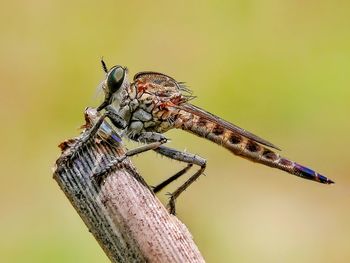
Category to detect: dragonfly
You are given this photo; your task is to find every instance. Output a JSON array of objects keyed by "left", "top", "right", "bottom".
[{"left": 71, "top": 60, "right": 334, "bottom": 215}]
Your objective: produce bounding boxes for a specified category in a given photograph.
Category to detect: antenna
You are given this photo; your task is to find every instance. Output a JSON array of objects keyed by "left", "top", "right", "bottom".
[{"left": 101, "top": 57, "right": 108, "bottom": 73}]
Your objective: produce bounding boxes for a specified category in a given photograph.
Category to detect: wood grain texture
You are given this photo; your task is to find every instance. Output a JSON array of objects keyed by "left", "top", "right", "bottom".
[{"left": 53, "top": 108, "right": 205, "bottom": 263}]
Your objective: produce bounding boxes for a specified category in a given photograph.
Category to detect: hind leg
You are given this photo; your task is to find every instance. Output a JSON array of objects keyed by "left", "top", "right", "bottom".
[{"left": 153, "top": 146, "right": 207, "bottom": 215}]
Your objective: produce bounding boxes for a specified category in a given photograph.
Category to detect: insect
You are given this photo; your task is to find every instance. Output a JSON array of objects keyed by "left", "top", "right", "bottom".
[{"left": 71, "top": 60, "right": 334, "bottom": 214}]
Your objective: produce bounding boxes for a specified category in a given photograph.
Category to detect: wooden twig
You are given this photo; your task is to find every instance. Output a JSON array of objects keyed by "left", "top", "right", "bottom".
[{"left": 53, "top": 108, "right": 205, "bottom": 263}]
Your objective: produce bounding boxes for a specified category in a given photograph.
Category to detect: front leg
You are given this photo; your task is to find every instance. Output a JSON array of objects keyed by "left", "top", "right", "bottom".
[{"left": 68, "top": 106, "right": 126, "bottom": 160}]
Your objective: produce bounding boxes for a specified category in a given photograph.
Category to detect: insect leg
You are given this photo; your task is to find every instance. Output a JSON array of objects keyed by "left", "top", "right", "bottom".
[
  {"left": 131, "top": 131, "right": 168, "bottom": 144},
  {"left": 152, "top": 164, "right": 193, "bottom": 193},
  {"left": 104, "top": 105, "right": 127, "bottom": 129},
  {"left": 152, "top": 146, "right": 207, "bottom": 215},
  {"left": 68, "top": 107, "right": 126, "bottom": 160},
  {"left": 92, "top": 132, "right": 168, "bottom": 178}
]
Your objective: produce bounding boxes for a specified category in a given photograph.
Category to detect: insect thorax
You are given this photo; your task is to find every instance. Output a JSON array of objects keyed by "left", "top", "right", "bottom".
[{"left": 117, "top": 83, "right": 177, "bottom": 138}]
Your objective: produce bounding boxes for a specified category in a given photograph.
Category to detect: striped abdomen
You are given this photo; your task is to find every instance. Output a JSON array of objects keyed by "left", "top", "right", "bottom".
[{"left": 173, "top": 110, "right": 334, "bottom": 184}]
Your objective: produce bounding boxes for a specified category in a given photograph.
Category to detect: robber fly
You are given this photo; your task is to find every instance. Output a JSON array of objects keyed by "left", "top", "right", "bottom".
[{"left": 71, "top": 60, "right": 334, "bottom": 214}]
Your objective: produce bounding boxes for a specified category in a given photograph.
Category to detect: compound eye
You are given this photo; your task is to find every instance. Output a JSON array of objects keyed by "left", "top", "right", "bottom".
[{"left": 107, "top": 66, "right": 125, "bottom": 93}]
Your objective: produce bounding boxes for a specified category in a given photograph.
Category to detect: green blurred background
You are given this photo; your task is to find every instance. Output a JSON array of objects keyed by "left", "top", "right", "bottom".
[{"left": 1, "top": 1, "right": 349, "bottom": 262}]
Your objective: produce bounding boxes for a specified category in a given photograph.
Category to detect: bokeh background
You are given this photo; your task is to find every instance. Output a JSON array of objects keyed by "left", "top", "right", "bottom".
[{"left": 1, "top": 1, "right": 349, "bottom": 262}]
